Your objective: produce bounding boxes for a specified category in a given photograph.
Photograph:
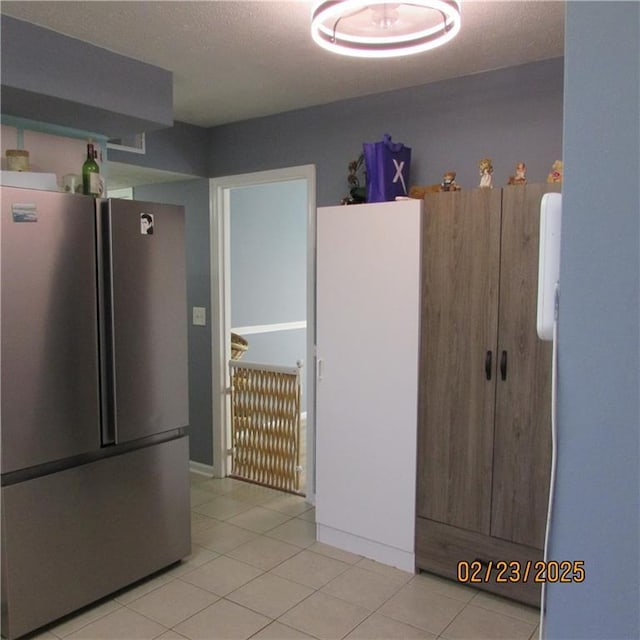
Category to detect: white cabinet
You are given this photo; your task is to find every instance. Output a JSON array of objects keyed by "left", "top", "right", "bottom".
[{"left": 315, "top": 200, "right": 422, "bottom": 572}]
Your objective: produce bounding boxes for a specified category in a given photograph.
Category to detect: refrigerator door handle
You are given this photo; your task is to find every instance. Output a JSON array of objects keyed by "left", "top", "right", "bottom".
[{"left": 96, "top": 200, "right": 117, "bottom": 446}]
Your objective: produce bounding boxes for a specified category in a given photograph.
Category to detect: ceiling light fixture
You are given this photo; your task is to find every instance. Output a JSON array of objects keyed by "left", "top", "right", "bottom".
[{"left": 311, "top": 0, "right": 462, "bottom": 58}]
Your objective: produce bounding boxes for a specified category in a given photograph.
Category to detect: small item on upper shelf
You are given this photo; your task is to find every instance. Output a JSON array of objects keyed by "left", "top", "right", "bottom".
[
  {"left": 478, "top": 158, "right": 493, "bottom": 188},
  {"left": 547, "top": 160, "right": 563, "bottom": 184},
  {"left": 82, "top": 141, "right": 102, "bottom": 197},
  {"left": 440, "top": 171, "right": 461, "bottom": 192},
  {"left": 62, "top": 173, "right": 82, "bottom": 193},
  {"left": 6, "top": 149, "right": 30, "bottom": 172},
  {"left": 508, "top": 161, "right": 527, "bottom": 185},
  {"left": 93, "top": 144, "right": 107, "bottom": 196}
]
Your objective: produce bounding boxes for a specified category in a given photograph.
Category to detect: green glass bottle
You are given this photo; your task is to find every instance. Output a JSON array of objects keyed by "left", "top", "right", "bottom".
[{"left": 82, "top": 142, "right": 101, "bottom": 196}]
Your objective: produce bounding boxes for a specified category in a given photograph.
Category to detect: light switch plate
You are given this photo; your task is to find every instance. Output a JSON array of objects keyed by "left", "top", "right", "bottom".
[{"left": 192, "top": 306, "right": 206, "bottom": 326}]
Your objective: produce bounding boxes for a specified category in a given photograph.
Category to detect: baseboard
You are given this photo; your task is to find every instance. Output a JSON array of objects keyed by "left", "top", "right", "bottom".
[
  {"left": 316, "top": 523, "right": 415, "bottom": 574},
  {"left": 189, "top": 460, "right": 215, "bottom": 478}
]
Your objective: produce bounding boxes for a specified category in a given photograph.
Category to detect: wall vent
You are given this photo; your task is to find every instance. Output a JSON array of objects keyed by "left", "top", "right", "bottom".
[{"left": 107, "top": 133, "right": 145, "bottom": 155}]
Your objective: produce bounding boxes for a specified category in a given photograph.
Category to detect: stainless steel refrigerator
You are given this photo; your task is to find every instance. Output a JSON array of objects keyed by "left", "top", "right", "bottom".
[{"left": 1, "top": 186, "right": 191, "bottom": 639}]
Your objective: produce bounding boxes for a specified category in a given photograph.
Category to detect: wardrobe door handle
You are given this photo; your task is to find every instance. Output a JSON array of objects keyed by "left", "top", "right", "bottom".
[
  {"left": 500, "top": 350, "right": 508, "bottom": 381},
  {"left": 485, "top": 351, "right": 492, "bottom": 381}
]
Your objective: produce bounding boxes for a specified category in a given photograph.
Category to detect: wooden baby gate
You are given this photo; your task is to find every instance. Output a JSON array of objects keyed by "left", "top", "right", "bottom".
[{"left": 229, "top": 361, "right": 304, "bottom": 495}]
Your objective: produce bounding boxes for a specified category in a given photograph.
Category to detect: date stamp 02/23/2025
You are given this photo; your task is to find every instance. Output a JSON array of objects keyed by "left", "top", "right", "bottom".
[{"left": 457, "top": 560, "right": 586, "bottom": 585}]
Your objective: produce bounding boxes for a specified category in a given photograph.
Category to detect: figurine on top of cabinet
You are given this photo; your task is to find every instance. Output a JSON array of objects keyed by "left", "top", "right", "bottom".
[
  {"left": 440, "top": 171, "right": 461, "bottom": 192},
  {"left": 547, "top": 160, "right": 563, "bottom": 184},
  {"left": 478, "top": 158, "right": 493, "bottom": 188},
  {"left": 508, "top": 162, "right": 527, "bottom": 185}
]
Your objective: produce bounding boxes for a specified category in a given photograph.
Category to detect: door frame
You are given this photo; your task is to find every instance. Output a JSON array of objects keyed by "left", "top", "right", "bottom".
[{"left": 209, "top": 165, "right": 317, "bottom": 502}]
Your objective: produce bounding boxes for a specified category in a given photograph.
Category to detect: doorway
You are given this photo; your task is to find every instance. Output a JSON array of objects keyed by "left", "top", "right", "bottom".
[{"left": 209, "top": 165, "right": 317, "bottom": 502}]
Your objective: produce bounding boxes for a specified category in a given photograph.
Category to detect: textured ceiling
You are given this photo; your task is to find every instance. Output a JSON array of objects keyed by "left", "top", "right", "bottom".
[{"left": 1, "top": 1, "right": 565, "bottom": 128}]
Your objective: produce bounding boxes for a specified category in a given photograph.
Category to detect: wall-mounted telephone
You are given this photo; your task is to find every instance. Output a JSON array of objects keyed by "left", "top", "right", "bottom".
[{"left": 537, "top": 193, "right": 562, "bottom": 341}]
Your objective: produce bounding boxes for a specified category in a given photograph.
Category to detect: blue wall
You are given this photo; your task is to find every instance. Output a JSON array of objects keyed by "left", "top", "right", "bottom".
[
  {"left": 230, "top": 181, "right": 307, "bottom": 326},
  {"left": 208, "top": 58, "right": 564, "bottom": 206},
  {"left": 109, "top": 120, "right": 210, "bottom": 178},
  {"left": 230, "top": 180, "right": 308, "bottom": 410},
  {"left": 133, "top": 179, "right": 213, "bottom": 466},
  {"left": 546, "top": 3, "right": 640, "bottom": 638},
  {"left": 1, "top": 16, "right": 172, "bottom": 136}
]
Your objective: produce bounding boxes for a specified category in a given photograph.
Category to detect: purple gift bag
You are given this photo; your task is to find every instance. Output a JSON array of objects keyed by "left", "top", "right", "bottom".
[{"left": 363, "top": 134, "right": 412, "bottom": 203}]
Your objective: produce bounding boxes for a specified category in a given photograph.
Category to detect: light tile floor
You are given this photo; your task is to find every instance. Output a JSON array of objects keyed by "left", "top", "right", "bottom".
[{"left": 29, "top": 475, "right": 541, "bottom": 640}]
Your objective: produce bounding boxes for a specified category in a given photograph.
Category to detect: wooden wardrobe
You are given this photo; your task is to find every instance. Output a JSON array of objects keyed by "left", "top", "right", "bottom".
[{"left": 415, "top": 184, "right": 560, "bottom": 606}]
